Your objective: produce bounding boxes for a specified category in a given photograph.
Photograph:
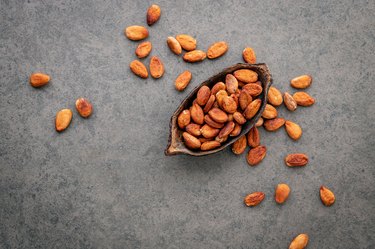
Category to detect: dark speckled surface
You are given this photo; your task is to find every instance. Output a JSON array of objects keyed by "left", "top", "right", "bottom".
[{"left": 0, "top": 0, "right": 374, "bottom": 248}]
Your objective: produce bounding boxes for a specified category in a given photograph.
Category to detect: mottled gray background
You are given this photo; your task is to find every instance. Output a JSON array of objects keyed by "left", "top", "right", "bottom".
[{"left": 0, "top": 0, "right": 374, "bottom": 248}]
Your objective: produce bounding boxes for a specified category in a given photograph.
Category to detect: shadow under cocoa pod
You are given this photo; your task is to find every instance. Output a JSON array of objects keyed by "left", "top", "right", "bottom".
[{"left": 165, "top": 63, "right": 273, "bottom": 156}]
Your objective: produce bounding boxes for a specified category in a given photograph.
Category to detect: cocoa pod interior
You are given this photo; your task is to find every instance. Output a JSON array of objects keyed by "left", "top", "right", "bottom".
[{"left": 165, "top": 63, "right": 272, "bottom": 156}]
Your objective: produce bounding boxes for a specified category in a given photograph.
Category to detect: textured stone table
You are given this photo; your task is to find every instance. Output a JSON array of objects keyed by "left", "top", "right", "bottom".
[{"left": 1, "top": 0, "right": 374, "bottom": 248}]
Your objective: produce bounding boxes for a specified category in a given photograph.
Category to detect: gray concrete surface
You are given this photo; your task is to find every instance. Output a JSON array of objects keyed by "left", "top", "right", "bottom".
[{"left": 1, "top": 0, "right": 374, "bottom": 248}]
